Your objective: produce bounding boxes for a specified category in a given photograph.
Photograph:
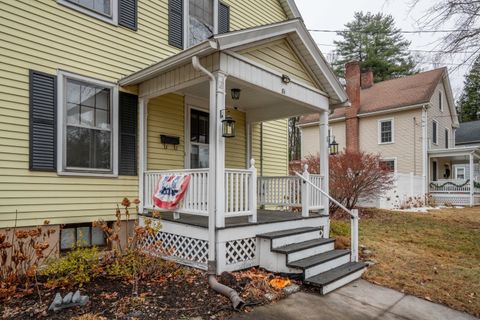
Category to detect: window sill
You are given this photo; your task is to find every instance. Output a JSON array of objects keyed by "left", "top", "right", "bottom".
[
  {"left": 57, "top": 170, "right": 118, "bottom": 178},
  {"left": 378, "top": 141, "right": 394, "bottom": 145}
]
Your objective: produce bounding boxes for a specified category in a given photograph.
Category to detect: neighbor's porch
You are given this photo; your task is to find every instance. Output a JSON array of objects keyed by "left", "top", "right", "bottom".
[{"left": 428, "top": 147, "right": 480, "bottom": 206}]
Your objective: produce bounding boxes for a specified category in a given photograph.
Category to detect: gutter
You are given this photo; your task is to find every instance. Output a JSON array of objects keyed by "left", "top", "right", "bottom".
[{"left": 191, "top": 56, "right": 245, "bottom": 311}]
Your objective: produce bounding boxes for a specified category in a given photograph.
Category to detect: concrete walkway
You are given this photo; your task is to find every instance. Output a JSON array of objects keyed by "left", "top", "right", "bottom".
[{"left": 230, "top": 280, "right": 478, "bottom": 320}]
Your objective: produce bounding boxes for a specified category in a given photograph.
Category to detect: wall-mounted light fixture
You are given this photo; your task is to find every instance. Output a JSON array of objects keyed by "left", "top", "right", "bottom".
[{"left": 329, "top": 135, "right": 339, "bottom": 155}]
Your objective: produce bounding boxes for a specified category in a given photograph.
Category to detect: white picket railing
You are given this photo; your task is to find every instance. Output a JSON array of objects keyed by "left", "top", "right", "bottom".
[
  {"left": 309, "top": 174, "right": 324, "bottom": 210},
  {"left": 144, "top": 169, "right": 209, "bottom": 216},
  {"left": 429, "top": 179, "right": 471, "bottom": 193},
  {"left": 224, "top": 168, "right": 256, "bottom": 219},
  {"left": 257, "top": 176, "right": 302, "bottom": 207}
]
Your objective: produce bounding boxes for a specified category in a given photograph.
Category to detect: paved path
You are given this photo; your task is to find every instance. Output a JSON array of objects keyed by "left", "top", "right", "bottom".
[{"left": 230, "top": 280, "right": 478, "bottom": 320}]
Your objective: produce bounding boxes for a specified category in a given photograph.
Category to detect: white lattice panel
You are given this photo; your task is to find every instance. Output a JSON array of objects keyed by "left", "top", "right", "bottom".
[
  {"left": 142, "top": 231, "right": 208, "bottom": 265},
  {"left": 431, "top": 194, "right": 470, "bottom": 206},
  {"left": 225, "top": 237, "right": 256, "bottom": 265}
]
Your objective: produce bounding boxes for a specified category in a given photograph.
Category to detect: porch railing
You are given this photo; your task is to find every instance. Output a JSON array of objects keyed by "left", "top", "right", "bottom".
[
  {"left": 224, "top": 166, "right": 257, "bottom": 219},
  {"left": 257, "top": 165, "right": 324, "bottom": 216},
  {"left": 144, "top": 169, "right": 210, "bottom": 216},
  {"left": 429, "top": 179, "right": 473, "bottom": 193}
]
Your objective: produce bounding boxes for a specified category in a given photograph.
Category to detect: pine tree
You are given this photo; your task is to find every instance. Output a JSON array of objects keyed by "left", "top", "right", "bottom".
[
  {"left": 333, "top": 12, "right": 416, "bottom": 82},
  {"left": 458, "top": 56, "right": 480, "bottom": 122}
]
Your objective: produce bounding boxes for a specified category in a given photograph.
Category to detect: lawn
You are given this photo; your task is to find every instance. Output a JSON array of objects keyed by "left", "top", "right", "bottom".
[{"left": 331, "top": 207, "right": 480, "bottom": 317}]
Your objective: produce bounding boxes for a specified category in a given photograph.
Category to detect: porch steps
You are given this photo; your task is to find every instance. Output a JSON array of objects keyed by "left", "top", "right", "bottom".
[{"left": 257, "top": 227, "right": 366, "bottom": 295}]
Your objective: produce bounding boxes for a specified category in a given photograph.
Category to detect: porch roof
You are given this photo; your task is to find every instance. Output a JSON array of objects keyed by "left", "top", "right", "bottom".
[
  {"left": 428, "top": 146, "right": 480, "bottom": 159},
  {"left": 119, "top": 19, "right": 347, "bottom": 106}
]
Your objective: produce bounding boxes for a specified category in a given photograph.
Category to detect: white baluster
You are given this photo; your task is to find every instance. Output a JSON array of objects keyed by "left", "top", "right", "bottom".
[{"left": 249, "top": 159, "right": 257, "bottom": 223}]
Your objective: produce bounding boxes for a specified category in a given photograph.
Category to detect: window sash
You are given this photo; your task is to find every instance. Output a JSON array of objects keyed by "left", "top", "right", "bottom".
[
  {"left": 66, "top": 0, "right": 113, "bottom": 17},
  {"left": 380, "top": 120, "right": 392, "bottom": 143},
  {"left": 456, "top": 167, "right": 465, "bottom": 179},
  {"left": 60, "top": 224, "right": 107, "bottom": 250},
  {"left": 432, "top": 121, "right": 438, "bottom": 144}
]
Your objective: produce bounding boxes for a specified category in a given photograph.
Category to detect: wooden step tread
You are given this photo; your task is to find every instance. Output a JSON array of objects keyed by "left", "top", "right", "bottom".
[
  {"left": 304, "top": 262, "right": 367, "bottom": 287},
  {"left": 272, "top": 238, "right": 335, "bottom": 254},
  {"left": 287, "top": 250, "right": 350, "bottom": 269},
  {"left": 257, "top": 227, "right": 323, "bottom": 239}
]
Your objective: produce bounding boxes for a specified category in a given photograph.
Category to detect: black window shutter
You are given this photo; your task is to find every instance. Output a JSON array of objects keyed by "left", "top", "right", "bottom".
[
  {"left": 168, "top": 0, "right": 183, "bottom": 49},
  {"left": 119, "top": 92, "right": 138, "bottom": 176},
  {"left": 118, "top": 0, "right": 137, "bottom": 30},
  {"left": 29, "top": 70, "right": 56, "bottom": 171},
  {"left": 218, "top": 2, "right": 230, "bottom": 34}
]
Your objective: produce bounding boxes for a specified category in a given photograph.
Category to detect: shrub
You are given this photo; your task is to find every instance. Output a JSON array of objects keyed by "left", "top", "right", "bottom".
[
  {"left": 290, "top": 151, "right": 395, "bottom": 212},
  {"left": 330, "top": 220, "right": 350, "bottom": 237},
  {"left": 41, "top": 246, "right": 102, "bottom": 287}
]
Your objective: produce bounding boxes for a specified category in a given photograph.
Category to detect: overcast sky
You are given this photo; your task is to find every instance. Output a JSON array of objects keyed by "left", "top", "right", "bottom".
[{"left": 296, "top": 0, "right": 469, "bottom": 99}]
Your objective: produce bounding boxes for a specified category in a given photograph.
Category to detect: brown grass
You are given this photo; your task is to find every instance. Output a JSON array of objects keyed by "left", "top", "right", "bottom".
[{"left": 331, "top": 207, "right": 480, "bottom": 317}]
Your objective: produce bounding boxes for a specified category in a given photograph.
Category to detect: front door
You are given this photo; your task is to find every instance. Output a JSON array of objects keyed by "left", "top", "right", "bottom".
[{"left": 189, "top": 108, "right": 209, "bottom": 169}]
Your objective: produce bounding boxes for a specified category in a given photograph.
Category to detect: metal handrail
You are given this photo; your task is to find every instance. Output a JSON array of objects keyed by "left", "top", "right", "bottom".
[{"left": 295, "top": 171, "right": 359, "bottom": 263}]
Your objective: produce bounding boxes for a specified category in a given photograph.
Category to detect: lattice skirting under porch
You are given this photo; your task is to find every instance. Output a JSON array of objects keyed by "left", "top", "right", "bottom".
[
  {"left": 431, "top": 194, "right": 471, "bottom": 206},
  {"left": 225, "top": 237, "right": 257, "bottom": 265},
  {"left": 142, "top": 231, "right": 209, "bottom": 269}
]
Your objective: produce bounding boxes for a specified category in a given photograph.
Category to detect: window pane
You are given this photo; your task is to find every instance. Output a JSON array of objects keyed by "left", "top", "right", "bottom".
[
  {"left": 81, "top": 85, "right": 96, "bottom": 107},
  {"left": 77, "top": 226, "right": 91, "bottom": 247},
  {"left": 81, "top": 106, "right": 94, "bottom": 127},
  {"left": 67, "top": 126, "right": 91, "bottom": 168},
  {"left": 94, "top": 130, "right": 111, "bottom": 169},
  {"left": 66, "top": 80, "right": 81, "bottom": 104},
  {"left": 95, "top": 109, "right": 109, "bottom": 129},
  {"left": 67, "top": 103, "right": 80, "bottom": 125},
  {"left": 92, "top": 226, "right": 106, "bottom": 246},
  {"left": 198, "top": 113, "right": 209, "bottom": 143},
  {"left": 95, "top": 88, "right": 110, "bottom": 110},
  {"left": 381, "top": 121, "right": 392, "bottom": 143},
  {"left": 60, "top": 228, "right": 76, "bottom": 250},
  {"left": 69, "top": 0, "right": 111, "bottom": 16},
  {"left": 189, "top": 0, "right": 214, "bottom": 46},
  {"left": 190, "top": 144, "right": 209, "bottom": 169}
]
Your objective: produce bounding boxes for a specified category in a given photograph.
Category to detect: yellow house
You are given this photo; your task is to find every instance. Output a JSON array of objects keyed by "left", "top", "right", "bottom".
[{"left": 0, "top": 0, "right": 367, "bottom": 293}]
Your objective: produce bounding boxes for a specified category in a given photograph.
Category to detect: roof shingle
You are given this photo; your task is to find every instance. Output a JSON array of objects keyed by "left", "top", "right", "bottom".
[{"left": 456, "top": 120, "right": 480, "bottom": 145}]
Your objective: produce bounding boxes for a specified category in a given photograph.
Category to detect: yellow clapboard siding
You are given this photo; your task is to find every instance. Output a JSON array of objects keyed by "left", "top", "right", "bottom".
[
  {"left": 0, "top": 0, "right": 290, "bottom": 227},
  {"left": 240, "top": 39, "right": 317, "bottom": 88},
  {"left": 147, "top": 94, "right": 186, "bottom": 171},
  {"left": 225, "top": 109, "right": 247, "bottom": 169},
  {"left": 252, "top": 119, "right": 289, "bottom": 176}
]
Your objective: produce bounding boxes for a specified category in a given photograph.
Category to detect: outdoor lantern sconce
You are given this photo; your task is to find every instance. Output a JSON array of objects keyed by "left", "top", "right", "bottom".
[
  {"left": 231, "top": 88, "right": 241, "bottom": 100},
  {"left": 221, "top": 110, "right": 236, "bottom": 138},
  {"left": 329, "top": 136, "right": 339, "bottom": 155}
]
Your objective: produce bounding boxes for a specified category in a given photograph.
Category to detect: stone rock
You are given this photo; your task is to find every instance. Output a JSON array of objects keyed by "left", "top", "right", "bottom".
[
  {"left": 283, "top": 284, "right": 300, "bottom": 295},
  {"left": 365, "top": 260, "right": 377, "bottom": 267},
  {"left": 264, "top": 293, "right": 276, "bottom": 301},
  {"left": 363, "top": 249, "right": 373, "bottom": 256},
  {"left": 63, "top": 292, "right": 73, "bottom": 304},
  {"left": 48, "top": 293, "right": 62, "bottom": 311},
  {"left": 79, "top": 295, "right": 89, "bottom": 306},
  {"left": 72, "top": 290, "right": 81, "bottom": 304}
]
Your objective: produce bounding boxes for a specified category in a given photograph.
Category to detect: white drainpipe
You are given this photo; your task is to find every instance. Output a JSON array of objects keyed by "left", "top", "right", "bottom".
[{"left": 191, "top": 56, "right": 245, "bottom": 310}]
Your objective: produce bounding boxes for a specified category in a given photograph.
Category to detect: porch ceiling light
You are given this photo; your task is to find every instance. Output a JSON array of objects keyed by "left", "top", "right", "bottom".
[
  {"left": 329, "top": 136, "right": 339, "bottom": 155},
  {"left": 281, "top": 74, "right": 291, "bottom": 84},
  {"left": 221, "top": 110, "right": 236, "bottom": 138},
  {"left": 231, "top": 88, "right": 241, "bottom": 100}
]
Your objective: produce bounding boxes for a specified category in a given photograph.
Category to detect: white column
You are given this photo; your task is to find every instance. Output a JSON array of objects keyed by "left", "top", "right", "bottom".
[
  {"left": 246, "top": 122, "right": 252, "bottom": 168},
  {"left": 138, "top": 98, "right": 146, "bottom": 213},
  {"left": 422, "top": 107, "right": 429, "bottom": 195},
  {"left": 470, "top": 153, "right": 474, "bottom": 206},
  {"left": 215, "top": 72, "right": 227, "bottom": 228},
  {"left": 319, "top": 111, "right": 330, "bottom": 237}
]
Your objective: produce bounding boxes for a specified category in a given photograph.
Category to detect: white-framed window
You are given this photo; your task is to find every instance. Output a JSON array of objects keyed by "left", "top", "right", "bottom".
[
  {"left": 58, "top": 0, "right": 118, "bottom": 25},
  {"left": 378, "top": 119, "right": 394, "bottom": 144},
  {"left": 184, "top": 0, "right": 220, "bottom": 48},
  {"left": 57, "top": 71, "right": 118, "bottom": 176},
  {"left": 432, "top": 120, "right": 438, "bottom": 145},
  {"left": 380, "top": 158, "right": 396, "bottom": 173},
  {"left": 60, "top": 223, "right": 107, "bottom": 250},
  {"left": 439, "top": 90, "right": 443, "bottom": 112},
  {"left": 455, "top": 167, "right": 465, "bottom": 180}
]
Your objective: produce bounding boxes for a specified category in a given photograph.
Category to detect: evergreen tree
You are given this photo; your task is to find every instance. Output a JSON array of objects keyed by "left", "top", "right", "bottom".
[
  {"left": 333, "top": 12, "right": 416, "bottom": 82},
  {"left": 458, "top": 56, "right": 480, "bottom": 122}
]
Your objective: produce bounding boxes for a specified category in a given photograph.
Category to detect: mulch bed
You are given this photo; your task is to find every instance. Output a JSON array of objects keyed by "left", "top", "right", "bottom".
[{"left": 1, "top": 263, "right": 297, "bottom": 320}]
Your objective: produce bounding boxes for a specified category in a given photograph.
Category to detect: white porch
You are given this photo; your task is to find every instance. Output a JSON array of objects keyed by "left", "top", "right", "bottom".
[
  {"left": 428, "top": 147, "right": 480, "bottom": 206},
  {"left": 117, "top": 20, "right": 368, "bottom": 291}
]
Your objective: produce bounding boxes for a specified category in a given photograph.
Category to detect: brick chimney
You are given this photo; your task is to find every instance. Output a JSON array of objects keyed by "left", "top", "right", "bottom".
[
  {"left": 361, "top": 69, "right": 374, "bottom": 89},
  {"left": 345, "top": 61, "right": 361, "bottom": 153}
]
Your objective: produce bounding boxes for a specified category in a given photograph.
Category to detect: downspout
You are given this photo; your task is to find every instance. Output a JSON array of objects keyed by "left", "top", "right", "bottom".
[
  {"left": 191, "top": 56, "right": 245, "bottom": 311},
  {"left": 422, "top": 104, "right": 429, "bottom": 195}
]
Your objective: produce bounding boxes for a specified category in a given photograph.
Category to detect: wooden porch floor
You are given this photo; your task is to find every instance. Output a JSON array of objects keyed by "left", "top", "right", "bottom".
[{"left": 142, "top": 210, "right": 327, "bottom": 229}]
